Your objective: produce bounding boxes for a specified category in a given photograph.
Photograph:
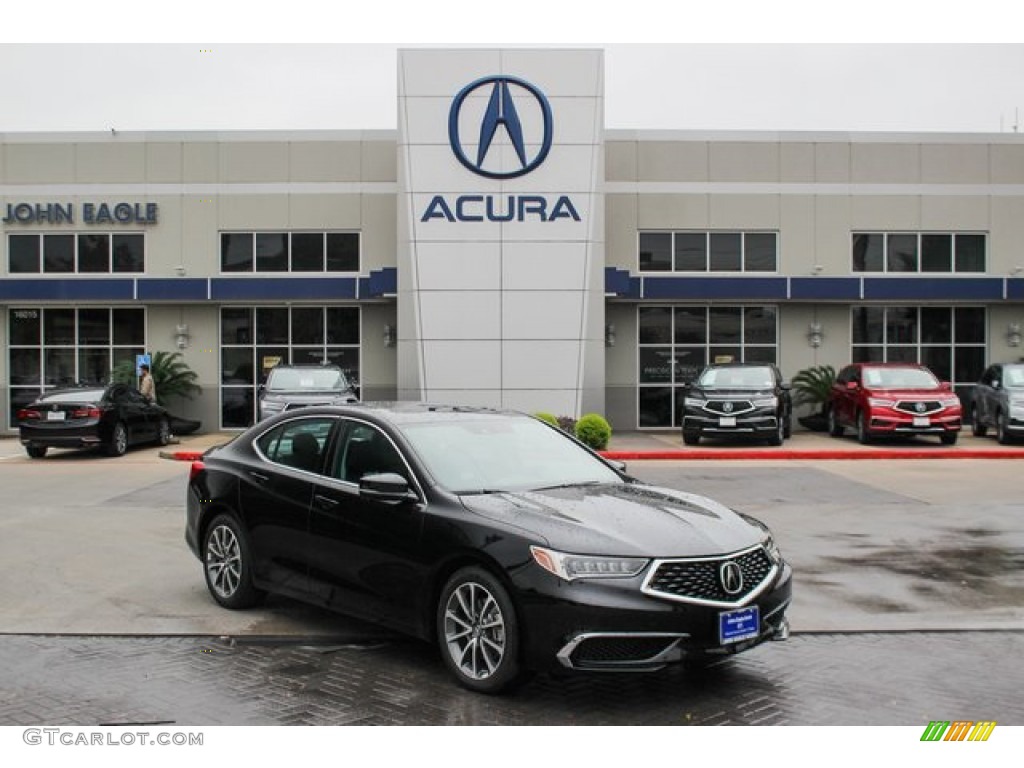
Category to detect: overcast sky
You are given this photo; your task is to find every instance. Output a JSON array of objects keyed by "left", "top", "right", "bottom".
[{"left": 2, "top": 4, "right": 1022, "bottom": 135}]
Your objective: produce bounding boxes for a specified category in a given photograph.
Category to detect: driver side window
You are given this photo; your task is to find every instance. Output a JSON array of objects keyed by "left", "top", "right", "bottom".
[{"left": 333, "top": 423, "right": 407, "bottom": 484}]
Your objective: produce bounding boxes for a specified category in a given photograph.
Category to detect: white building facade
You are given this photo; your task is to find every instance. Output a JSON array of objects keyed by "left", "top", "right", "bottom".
[{"left": 2, "top": 48, "right": 1023, "bottom": 432}]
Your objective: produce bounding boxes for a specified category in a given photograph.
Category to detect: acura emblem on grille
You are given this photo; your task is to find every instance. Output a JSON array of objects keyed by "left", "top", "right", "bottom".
[
  {"left": 720, "top": 562, "right": 744, "bottom": 595},
  {"left": 915, "top": 402, "right": 926, "bottom": 413},
  {"left": 723, "top": 402, "right": 734, "bottom": 413}
]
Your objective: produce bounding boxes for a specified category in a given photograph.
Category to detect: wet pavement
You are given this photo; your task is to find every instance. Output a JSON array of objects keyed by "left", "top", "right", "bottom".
[{"left": 1, "top": 631, "right": 1021, "bottom": 725}]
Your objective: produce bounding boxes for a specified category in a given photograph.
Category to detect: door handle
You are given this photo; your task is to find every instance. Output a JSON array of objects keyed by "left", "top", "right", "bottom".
[
  {"left": 248, "top": 471, "right": 270, "bottom": 485},
  {"left": 314, "top": 494, "right": 340, "bottom": 510}
]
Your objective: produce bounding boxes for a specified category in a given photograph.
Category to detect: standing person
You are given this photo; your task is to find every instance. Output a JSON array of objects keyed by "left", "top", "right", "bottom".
[{"left": 139, "top": 363, "right": 157, "bottom": 403}]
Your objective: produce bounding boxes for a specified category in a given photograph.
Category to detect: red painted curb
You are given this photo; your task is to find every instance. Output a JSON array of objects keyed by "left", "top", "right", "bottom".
[{"left": 600, "top": 449, "right": 1024, "bottom": 460}]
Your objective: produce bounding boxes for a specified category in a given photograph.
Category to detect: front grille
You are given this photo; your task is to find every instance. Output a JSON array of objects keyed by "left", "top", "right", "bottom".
[
  {"left": 704, "top": 400, "right": 754, "bottom": 415},
  {"left": 645, "top": 547, "right": 775, "bottom": 605},
  {"left": 569, "top": 636, "right": 679, "bottom": 665},
  {"left": 894, "top": 400, "right": 943, "bottom": 415}
]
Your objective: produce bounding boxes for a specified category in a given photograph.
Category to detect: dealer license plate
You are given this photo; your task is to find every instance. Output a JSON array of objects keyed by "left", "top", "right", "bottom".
[
  {"left": 719, "top": 606, "right": 760, "bottom": 645},
  {"left": 46, "top": 411, "right": 66, "bottom": 421},
  {"left": 719, "top": 416, "right": 736, "bottom": 427},
  {"left": 913, "top": 416, "right": 930, "bottom": 427}
]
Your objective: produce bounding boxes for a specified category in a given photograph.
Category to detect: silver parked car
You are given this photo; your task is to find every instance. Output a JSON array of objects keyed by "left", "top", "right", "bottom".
[
  {"left": 971, "top": 363, "right": 1024, "bottom": 444},
  {"left": 258, "top": 364, "right": 358, "bottom": 421}
]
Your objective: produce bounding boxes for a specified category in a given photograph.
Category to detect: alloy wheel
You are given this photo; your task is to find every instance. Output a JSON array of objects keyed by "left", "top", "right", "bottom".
[
  {"left": 443, "top": 581, "right": 507, "bottom": 682},
  {"left": 206, "top": 524, "right": 242, "bottom": 599}
]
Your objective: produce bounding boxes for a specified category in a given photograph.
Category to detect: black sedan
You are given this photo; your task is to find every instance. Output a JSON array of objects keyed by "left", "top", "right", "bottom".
[
  {"left": 186, "top": 403, "right": 792, "bottom": 693},
  {"left": 17, "top": 384, "right": 173, "bottom": 458},
  {"left": 682, "top": 363, "right": 793, "bottom": 446}
]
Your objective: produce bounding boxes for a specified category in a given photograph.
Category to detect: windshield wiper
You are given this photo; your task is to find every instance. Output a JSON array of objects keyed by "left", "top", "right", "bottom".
[
  {"left": 455, "top": 488, "right": 513, "bottom": 496},
  {"left": 532, "top": 480, "right": 605, "bottom": 492}
]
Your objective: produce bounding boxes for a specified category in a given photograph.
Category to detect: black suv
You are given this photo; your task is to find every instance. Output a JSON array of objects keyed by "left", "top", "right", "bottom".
[
  {"left": 258, "top": 364, "right": 358, "bottom": 421},
  {"left": 971, "top": 363, "right": 1024, "bottom": 444},
  {"left": 682, "top": 363, "right": 792, "bottom": 446}
]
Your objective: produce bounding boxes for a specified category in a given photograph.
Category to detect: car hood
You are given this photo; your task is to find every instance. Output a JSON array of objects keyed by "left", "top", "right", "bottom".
[
  {"left": 459, "top": 482, "right": 765, "bottom": 557},
  {"left": 861, "top": 387, "right": 951, "bottom": 399},
  {"left": 691, "top": 386, "right": 777, "bottom": 399},
  {"left": 262, "top": 390, "right": 355, "bottom": 401}
]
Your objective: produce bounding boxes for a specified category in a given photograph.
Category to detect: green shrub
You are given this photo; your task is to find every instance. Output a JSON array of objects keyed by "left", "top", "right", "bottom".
[
  {"left": 575, "top": 413, "right": 612, "bottom": 450},
  {"left": 533, "top": 411, "right": 559, "bottom": 427}
]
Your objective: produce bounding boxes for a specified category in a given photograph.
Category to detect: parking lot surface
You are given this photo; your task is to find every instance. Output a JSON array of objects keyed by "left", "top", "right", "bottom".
[{"left": 0, "top": 432, "right": 1021, "bottom": 725}]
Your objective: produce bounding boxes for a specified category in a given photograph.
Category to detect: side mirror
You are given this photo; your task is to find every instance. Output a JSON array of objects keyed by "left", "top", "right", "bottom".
[
  {"left": 359, "top": 472, "right": 417, "bottom": 504},
  {"left": 991, "top": 379, "right": 1001, "bottom": 390},
  {"left": 780, "top": 382, "right": 792, "bottom": 391},
  {"left": 846, "top": 381, "right": 859, "bottom": 390},
  {"left": 940, "top": 381, "right": 953, "bottom": 391},
  {"left": 607, "top": 459, "right": 627, "bottom": 474}
]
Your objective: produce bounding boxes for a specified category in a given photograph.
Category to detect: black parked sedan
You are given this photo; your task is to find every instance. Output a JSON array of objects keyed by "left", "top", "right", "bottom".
[
  {"left": 17, "top": 384, "right": 172, "bottom": 458},
  {"left": 186, "top": 403, "right": 791, "bottom": 693},
  {"left": 682, "top": 363, "right": 793, "bottom": 445}
]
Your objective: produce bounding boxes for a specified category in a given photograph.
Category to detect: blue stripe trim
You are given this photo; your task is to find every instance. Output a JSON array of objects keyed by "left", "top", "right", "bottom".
[
  {"left": 210, "top": 278, "right": 359, "bottom": 300},
  {"left": 137, "top": 279, "right": 209, "bottom": 301},
  {"left": 1006, "top": 278, "right": 1024, "bottom": 300},
  {"left": 0, "top": 278, "right": 134, "bottom": 301},
  {"left": 863, "top": 277, "right": 1004, "bottom": 301},
  {"left": 790, "top": 277, "right": 862, "bottom": 300},
  {"left": 643, "top": 276, "right": 789, "bottom": 300}
]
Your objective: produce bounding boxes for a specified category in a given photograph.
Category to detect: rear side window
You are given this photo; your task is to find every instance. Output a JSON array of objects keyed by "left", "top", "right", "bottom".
[{"left": 256, "top": 418, "right": 335, "bottom": 474}]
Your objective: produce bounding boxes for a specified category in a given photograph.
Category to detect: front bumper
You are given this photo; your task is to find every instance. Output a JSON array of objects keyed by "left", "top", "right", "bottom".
[
  {"left": 515, "top": 559, "right": 793, "bottom": 673},
  {"left": 866, "top": 408, "right": 961, "bottom": 435},
  {"left": 683, "top": 410, "right": 781, "bottom": 437}
]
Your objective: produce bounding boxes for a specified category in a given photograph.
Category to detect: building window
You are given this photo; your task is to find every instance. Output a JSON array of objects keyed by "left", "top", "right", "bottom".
[
  {"left": 8, "top": 307, "right": 146, "bottom": 425},
  {"left": 637, "top": 305, "right": 778, "bottom": 428},
  {"left": 851, "top": 233, "right": 986, "bottom": 273},
  {"left": 638, "top": 232, "right": 778, "bottom": 273},
  {"left": 219, "top": 305, "right": 361, "bottom": 428},
  {"left": 8, "top": 233, "right": 145, "bottom": 274},
  {"left": 220, "top": 232, "right": 360, "bottom": 273},
  {"left": 850, "top": 305, "right": 986, "bottom": 404}
]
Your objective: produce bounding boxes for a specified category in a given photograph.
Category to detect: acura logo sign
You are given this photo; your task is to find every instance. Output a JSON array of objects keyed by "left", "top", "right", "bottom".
[
  {"left": 720, "top": 562, "right": 744, "bottom": 595},
  {"left": 448, "top": 76, "right": 553, "bottom": 179}
]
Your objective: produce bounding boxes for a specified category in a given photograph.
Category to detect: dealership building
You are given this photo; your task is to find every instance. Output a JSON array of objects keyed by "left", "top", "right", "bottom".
[{"left": 2, "top": 47, "right": 1023, "bottom": 433}]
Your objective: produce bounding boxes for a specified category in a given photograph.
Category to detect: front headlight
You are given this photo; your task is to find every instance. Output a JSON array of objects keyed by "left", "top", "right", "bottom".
[
  {"left": 867, "top": 397, "right": 896, "bottom": 408},
  {"left": 683, "top": 397, "right": 707, "bottom": 408},
  {"left": 260, "top": 400, "right": 285, "bottom": 413},
  {"left": 763, "top": 536, "right": 783, "bottom": 565},
  {"left": 530, "top": 546, "right": 649, "bottom": 581},
  {"left": 939, "top": 397, "right": 961, "bottom": 408},
  {"left": 752, "top": 396, "right": 778, "bottom": 408}
]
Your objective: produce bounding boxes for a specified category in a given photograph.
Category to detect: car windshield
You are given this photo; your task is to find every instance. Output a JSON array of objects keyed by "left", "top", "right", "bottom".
[
  {"left": 1004, "top": 366, "right": 1024, "bottom": 388},
  {"left": 40, "top": 389, "right": 106, "bottom": 403},
  {"left": 697, "top": 366, "right": 774, "bottom": 389},
  {"left": 863, "top": 367, "right": 939, "bottom": 389},
  {"left": 398, "top": 415, "right": 623, "bottom": 494},
  {"left": 267, "top": 368, "right": 347, "bottom": 391}
]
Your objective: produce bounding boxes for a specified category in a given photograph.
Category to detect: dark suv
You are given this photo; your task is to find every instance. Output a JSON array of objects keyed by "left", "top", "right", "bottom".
[
  {"left": 681, "top": 363, "right": 792, "bottom": 446},
  {"left": 971, "top": 363, "right": 1024, "bottom": 444},
  {"left": 258, "top": 364, "right": 358, "bottom": 421},
  {"left": 828, "top": 363, "right": 961, "bottom": 445}
]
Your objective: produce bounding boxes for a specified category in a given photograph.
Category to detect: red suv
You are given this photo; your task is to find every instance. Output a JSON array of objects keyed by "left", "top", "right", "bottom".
[{"left": 828, "top": 363, "right": 962, "bottom": 445}]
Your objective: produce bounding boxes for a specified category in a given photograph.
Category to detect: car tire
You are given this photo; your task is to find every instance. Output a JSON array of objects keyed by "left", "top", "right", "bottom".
[
  {"left": 202, "top": 514, "right": 266, "bottom": 609},
  {"left": 997, "top": 411, "right": 1012, "bottom": 445},
  {"left": 437, "top": 566, "right": 523, "bottom": 695},
  {"left": 856, "top": 411, "right": 873, "bottom": 445},
  {"left": 828, "top": 407, "right": 844, "bottom": 438},
  {"left": 682, "top": 430, "right": 701, "bottom": 446},
  {"left": 940, "top": 432, "right": 959, "bottom": 446},
  {"left": 767, "top": 419, "right": 784, "bottom": 447},
  {"left": 156, "top": 417, "right": 172, "bottom": 446},
  {"left": 783, "top": 415, "right": 792, "bottom": 439},
  {"left": 970, "top": 406, "right": 988, "bottom": 437},
  {"left": 26, "top": 444, "right": 48, "bottom": 459},
  {"left": 106, "top": 422, "right": 128, "bottom": 457}
]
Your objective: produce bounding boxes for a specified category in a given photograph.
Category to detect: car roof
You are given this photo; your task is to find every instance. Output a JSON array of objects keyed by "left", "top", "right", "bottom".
[
  {"left": 263, "top": 401, "right": 528, "bottom": 426},
  {"left": 851, "top": 362, "right": 927, "bottom": 369}
]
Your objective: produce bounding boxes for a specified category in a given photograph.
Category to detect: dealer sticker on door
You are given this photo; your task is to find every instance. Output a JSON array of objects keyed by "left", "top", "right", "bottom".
[{"left": 719, "top": 605, "right": 759, "bottom": 645}]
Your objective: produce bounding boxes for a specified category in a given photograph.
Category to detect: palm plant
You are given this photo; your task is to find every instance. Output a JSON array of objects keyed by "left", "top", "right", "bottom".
[
  {"left": 110, "top": 350, "right": 201, "bottom": 406},
  {"left": 791, "top": 364, "right": 836, "bottom": 431}
]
